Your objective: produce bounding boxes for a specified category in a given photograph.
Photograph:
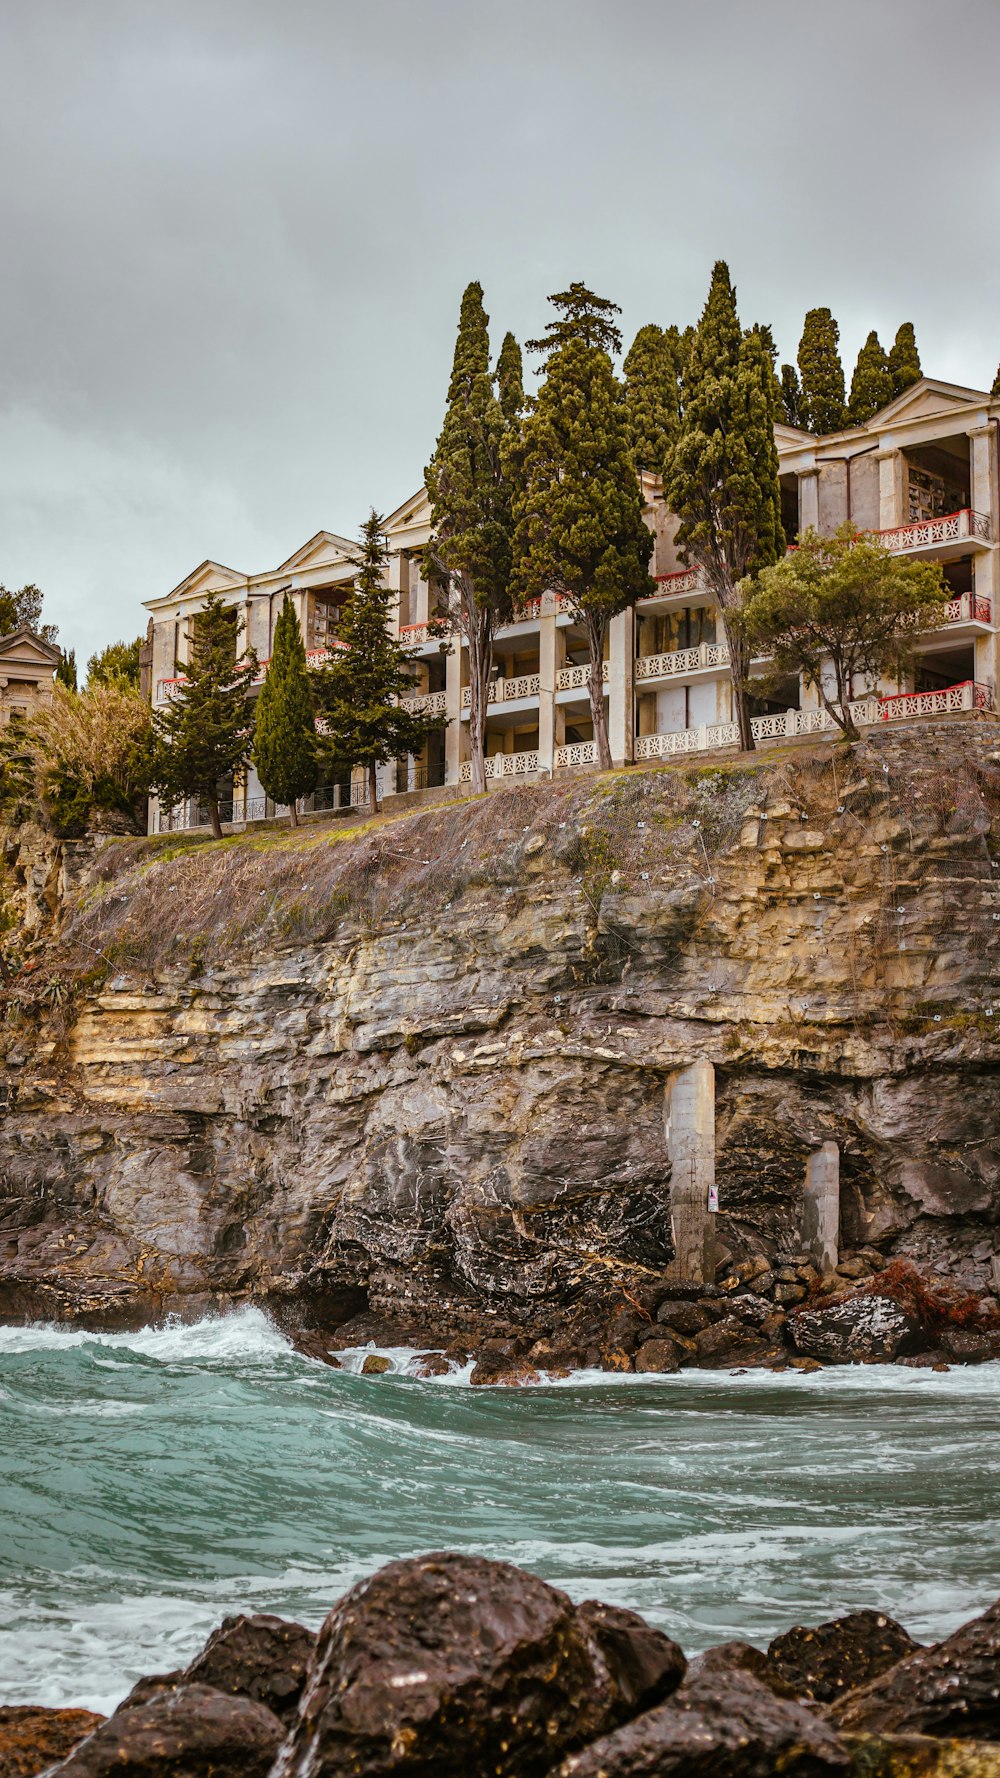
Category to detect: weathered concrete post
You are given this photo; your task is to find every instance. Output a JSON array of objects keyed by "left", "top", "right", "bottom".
[
  {"left": 665, "top": 1059, "right": 716, "bottom": 1284},
  {"left": 802, "top": 1141, "right": 840, "bottom": 1274}
]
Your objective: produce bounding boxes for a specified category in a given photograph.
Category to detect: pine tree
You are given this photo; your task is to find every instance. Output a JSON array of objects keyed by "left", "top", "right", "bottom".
[
  {"left": 87, "top": 637, "right": 142, "bottom": 687},
  {"left": 424, "top": 283, "right": 516, "bottom": 796},
  {"left": 509, "top": 286, "right": 654, "bottom": 771},
  {"left": 797, "top": 308, "right": 846, "bottom": 433},
  {"left": 993, "top": 365, "right": 1000, "bottom": 399},
  {"left": 780, "top": 363, "right": 803, "bottom": 427},
  {"left": 848, "top": 331, "right": 893, "bottom": 424},
  {"left": 150, "top": 591, "right": 256, "bottom": 840},
  {"left": 496, "top": 331, "right": 524, "bottom": 426},
  {"left": 56, "top": 648, "right": 77, "bottom": 691},
  {"left": 314, "top": 513, "right": 443, "bottom": 816},
  {"left": 665, "top": 262, "right": 785, "bottom": 752},
  {"left": 251, "top": 593, "right": 318, "bottom": 826},
  {"left": 888, "top": 322, "right": 921, "bottom": 398},
  {"left": 623, "top": 324, "right": 682, "bottom": 474}
]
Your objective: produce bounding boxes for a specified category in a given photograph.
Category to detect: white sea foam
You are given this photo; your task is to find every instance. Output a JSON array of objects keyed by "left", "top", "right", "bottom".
[{"left": 0, "top": 1306, "right": 293, "bottom": 1364}]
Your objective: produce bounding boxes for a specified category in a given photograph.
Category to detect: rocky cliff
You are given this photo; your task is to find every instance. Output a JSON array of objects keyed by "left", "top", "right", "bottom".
[{"left": 2, "top": 721, "right": 1000, "bottom": 1347}]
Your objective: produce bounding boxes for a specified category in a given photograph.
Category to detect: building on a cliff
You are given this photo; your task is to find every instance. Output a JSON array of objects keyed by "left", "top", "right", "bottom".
[{"left": 143, "top": 377, "right": 1000, "bottom": 829}]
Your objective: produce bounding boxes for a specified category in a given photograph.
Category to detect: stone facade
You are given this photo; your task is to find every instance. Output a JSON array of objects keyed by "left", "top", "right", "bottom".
[
  {"left": 143, "top": 378, "right": 1000, "bottom": 831},
  {"left": 0, "top": 627, "right": 61, "bottom": 726}
]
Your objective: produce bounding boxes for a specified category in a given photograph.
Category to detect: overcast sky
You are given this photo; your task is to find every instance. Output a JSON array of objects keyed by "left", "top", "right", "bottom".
[{"left": 2, "top": 0, "right": 1000, "bottom": 667}]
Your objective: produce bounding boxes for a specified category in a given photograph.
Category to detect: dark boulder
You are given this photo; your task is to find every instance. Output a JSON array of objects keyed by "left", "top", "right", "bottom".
[
  {"left": 633, "top": 1338, "right": 681, "bottom": 1374},
  {"left": 0, "top": 1706, "right": 104, "bottom": 1778},
  {"left": 116, "top": 1613, "right": 316, "bottom": 1725},
  {"left": 655, "top": 1302, "right": 710, "bottom": 1337},
  {"left": 271, "top": 1551, "right": 636, "bottom": 1777},
  {"left": 42, "top": 1684, "right": 283, "bottom": 1777},
  {"left": 841, "top": 1733, "right": 1000, "bottom": 1773},
  {"left": 685, "top": 1640, "right": 799, "bottom": 1699},
  {"left": 790, "top": 1294, "right": 924, "bottom": 1363},
  {"left": 832, "top": 1598, "right": 1000, "bottom": 1740},
  {"left": 553, "top": 1666, "right": 848, "bottom": 1776},
  {"left": 575, "top": 1602, "right": 686, "bottom": 1722},
  {"left": 767, "top": 1608, "right": 919, "bottom": 1703}
]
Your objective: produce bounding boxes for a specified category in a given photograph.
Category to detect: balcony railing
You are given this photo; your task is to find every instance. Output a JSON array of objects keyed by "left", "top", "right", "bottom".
[
  {"left": 640, "top": 566, "right": 712, "bottom": 602},
  {"left": 636, "top": 642, "right": 729, "bottom": 681},
  {"left": 635, "top": 680, "right": 994, "bottom": 762},
  {"left": 943, "top": 592, "right": 992, "bottom": 625},
  {"left": 459, "top": 750, "right": 540, "bottom": 782},
  {"left": 517, "top": 592, "right": 575, "bottom": 620},
  {"left": 556, "top": 662, "right": 609, "bottom": 692},
  {"left": 876, "top": 508, "right": 991, "bottom": 555},
  {"left": 402, "top": 689, "right": 447, "bottom": 716},
  {"left": 461, "top": 673, "right": 541, "bottom": 709},
  {"left": 555, "top": 740, "right": 598, "bottom": 767}
]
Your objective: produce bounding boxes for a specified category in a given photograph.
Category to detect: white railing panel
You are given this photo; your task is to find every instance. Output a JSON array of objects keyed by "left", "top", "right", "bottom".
[{"left": 555, "top": 740, "right": 598, "bottom": 767}]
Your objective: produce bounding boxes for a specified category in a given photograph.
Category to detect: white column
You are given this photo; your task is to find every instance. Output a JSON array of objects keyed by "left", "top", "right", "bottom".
[
  {"left": 665, "top": 1059, "right": 716, "bottom": 1284},
  {"left": 608, "top": 607, "right": 635, "bottom": 766},
  {"left": 537, "top": 597, "right": 557, "bottom": 775},
  {"left": 802, "top": 1142, "right": 840, "bottom": 1274},
  {"left": 444, "top": 642, "right": 463, "bottom": 785},
  {"left": 798, "top": 468, "right": 820, "bottom": 534},
  {"left": 969, "top": 426, "right": 1000, "bottom": 698},
  {"left": 877, "top": 448, "right": 906, "bottom": 530}
]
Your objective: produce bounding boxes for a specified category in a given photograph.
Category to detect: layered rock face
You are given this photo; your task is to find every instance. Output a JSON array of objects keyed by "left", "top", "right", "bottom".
[{"left": 1, "top": 722, "right": 999, "bottom": 1336}]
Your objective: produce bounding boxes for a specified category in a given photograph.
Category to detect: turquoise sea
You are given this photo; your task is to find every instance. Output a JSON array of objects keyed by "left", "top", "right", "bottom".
[{"left": 1, "top": 1308, "right": 998, "bottom": 1713}]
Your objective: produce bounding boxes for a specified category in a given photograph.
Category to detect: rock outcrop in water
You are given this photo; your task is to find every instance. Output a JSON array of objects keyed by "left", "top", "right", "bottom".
[
  {"left": 23, "top": 1555, "right": 1000, "bottom": 1778},
  {"left": 2, "top": 724, "right": 1000, "bottom": 1356}
]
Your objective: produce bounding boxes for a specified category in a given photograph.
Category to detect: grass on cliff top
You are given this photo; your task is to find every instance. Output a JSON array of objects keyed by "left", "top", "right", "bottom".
[{"left": 38, "top": 727, "right": 1000, "bottom": 989}]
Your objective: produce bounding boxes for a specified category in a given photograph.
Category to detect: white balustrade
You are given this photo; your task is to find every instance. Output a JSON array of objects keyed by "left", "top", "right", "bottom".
[
  {"left": 877, "top": 508, "right": 991, "bottom": 555},
  {"left": 556, "top": 662, "right": 610, "bottom": 692},
  {"left": 402, "top": 690, "right": 447, "bottom": 716},
  {"left": 459, "top": 751, "right": 541, "bottom": 782},
  {"left": 635, "top": 642, "right": 730, "bottom": 681},
  {"left": 640, "top": 566, "right": 712, "bottom": 602},
  {"left": 461, "top": 674, "right": 541, "bottom": 709},
  {"left": 944, "top": 593, "right": 993, "bottom": 625},
  {"left": 554, "top": 740, "right": 598, "bottom": 767}
]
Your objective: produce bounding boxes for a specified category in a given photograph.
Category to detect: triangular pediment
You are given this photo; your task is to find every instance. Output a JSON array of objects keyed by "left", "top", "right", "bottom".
[
  {"left": 870, "top": 377, "right": 992, "bottom": 427},
  {"left": 0, "top": 626, "right": 62, "bottom": 668},
  {"left": 164, "top": 559, "right": 247, "bottom": 603},
  {"left": 384, "top": 488, "right": 431, "bottom": 535},
  {"left": 774, "top": 420, "right": 815, "bottom": 445},
  {"left": 277, "top": 530, "right": 356, "bottom": 572}
]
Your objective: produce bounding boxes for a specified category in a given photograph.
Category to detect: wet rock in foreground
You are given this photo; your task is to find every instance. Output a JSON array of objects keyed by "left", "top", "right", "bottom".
[
  {"left": 0, "top": 1707, "right": 105, "bottom": 1778},
  {"left": 42, "top": 1685, "right": 283, "bottom": 1777},
  {"left": 832, "top": 1599, "right": 1000, "bottom": 1740},
  {"left": 768, "top": 1608, "right": 920, "bottom": 1703},
  {"left": 271, "top": 1550, "right": 667, "bottom": 1777},
  {"left": 553, "top": 1666, "right": 849, "bottom": 1776},
  {"left": 115, "top": 1612, "right": 316, "bottom": 1725}
]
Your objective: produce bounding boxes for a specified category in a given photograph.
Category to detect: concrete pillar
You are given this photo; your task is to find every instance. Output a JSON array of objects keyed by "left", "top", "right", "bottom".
[
  {"left": 386, "top": 548, "right": 406, "bottom": 639},
  {"left": 608, "top": 607, "right": 635, "bottom": 766},
  {"left": 877, "top": 449, "right": 906, "bottom": 530},
  {"left": 537, "top": 598, "right": 558, "bottom": 775},
  {"left": 802, "top": 1141, "right": 840, "bottom": 1274},
  {"left": 665, "top": 1059, "right": 716, "bottom": 1284},
  {"left": 444, "top": 641, "right": 464, "bottom": 786},
  {"left": 797, "top": 468, "right": 820, "bottom": 534},
  {"left": 969, "top": 426, "right": 1000, "bottom": 698}
]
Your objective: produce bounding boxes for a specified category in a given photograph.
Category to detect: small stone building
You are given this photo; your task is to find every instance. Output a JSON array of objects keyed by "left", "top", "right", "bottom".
[{"left": 0, "top": 627, "right": 62, "bottom": 725}]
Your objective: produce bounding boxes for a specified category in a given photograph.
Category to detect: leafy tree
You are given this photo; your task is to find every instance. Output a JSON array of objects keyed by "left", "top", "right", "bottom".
[
  {"left": 88, "top": 637, "right": 142, "bottom": 687},
  {"left": 424, "top": 282, "right": 516, "bottom": 796},
  {"left": 509, "top": 285, "right": 654, "bottom": 770},
  {"left": 797, "top": 308, "right": 846, "bottom": 433},
  {"left": 623, "top": 324, "right": 681, "bottom": 474},
  {"left": 314, "top": 512, "right": 443, "bottom": 816},
  {"left": 993, "top": 364, "right": 1000, "bottom": 399},
  {"left": 56, "top": 648, "right": 77, "bottom": 691},
  {"left": 848, "top": 331, "right": 893, "bottom": 424},
  {"left": 496, "top": 331, "right": 524, "bottom": 426},
  {"left": 665, "top": 261, "right": 784, "bottom": 751},
  {"left": 149, "top": 592, "right": 256, "bottom": 840},
  {"left": 888, "top": 322, "right": 922, "bottom": 397},
  {"left": 780, "top": 363, "right": 803, "bottom": 427},
  {"left": 6, "top": 681, "right": 154, "bottom": 837},
  {"left": 0, "top": 583, "right": 58, "bottom": 644},
  {"left": 251, "top": 593, "right": 318, "bottom": 826},
  {"left": 740, "top": 524, "right": 949, "bottom": 741}
]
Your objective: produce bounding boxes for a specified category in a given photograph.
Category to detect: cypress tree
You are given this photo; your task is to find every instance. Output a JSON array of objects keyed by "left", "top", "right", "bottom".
[
  {"left": 56, "top": 648, "right": 77, "bottom": 691},
  {"left": 314, "top": 513, "right": 443, "bottom": 816},
  {"left": 496, "top": 331, "right": 524, "bottom": 426},
  {"left": 780, "top": 363, "right": 803, "bottom": 427},
  {"left": 993, "top": 365, "right": 1000, "bottom": 399},
  {"left": 424, "top": 283, "right": 515, "bottom": 796},
  {"left": 848, "top": 331, "right": 894, "bottom": 424},
  {"left": 666, "top": 262, "right": 785, "bottom": 752},
  {"left": 251, "top": 593, "right": 318, "bottom": 826},
  {"left": 797, "top": 308, "right": 846, "bottom": 433},
  {"left": 622, "top": 324, "right": 682, "bottom": 475},
  {"left": 509, "top": 286, "right": 654, "bottom": 771},
  {"left": 150, "top": 592, "right": 256, "bottom": 840},
  {"left": 888, "top": 322, "right": 922, "bottom": 397}
]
